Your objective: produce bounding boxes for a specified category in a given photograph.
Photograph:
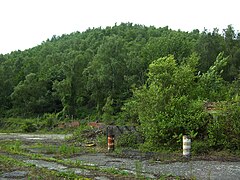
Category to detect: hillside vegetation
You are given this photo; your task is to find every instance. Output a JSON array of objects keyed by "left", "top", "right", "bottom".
[{"left": 0, "top": 23, "right": 239, "bottom": 152}]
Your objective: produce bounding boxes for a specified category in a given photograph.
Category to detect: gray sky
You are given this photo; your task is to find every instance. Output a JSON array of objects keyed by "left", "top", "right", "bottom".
[{"left": 0, "top": 0, "right": 239, "bottom": 54}]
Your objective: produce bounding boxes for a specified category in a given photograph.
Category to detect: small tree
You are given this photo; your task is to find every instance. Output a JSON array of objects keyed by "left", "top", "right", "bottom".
[
  {"left": 123, "top": 52, "right": 233, "bottom": 151},
  {"left": 124, "top": 55, "right": 208, "bottom": 150}
]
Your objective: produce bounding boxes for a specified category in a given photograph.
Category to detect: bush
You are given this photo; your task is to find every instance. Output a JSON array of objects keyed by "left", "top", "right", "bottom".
[
  {"left": 207, "top": 101, "right": 240, "bottom": 151},
  {"left": 191, "top": 140, "right": 209, "bottom": 155},
  {"left": 22, "top": 121, "right": 37, "bottom": 132},
  {"left": 116, "top": 132, "right": 140, "bottom": 149},
  {"left": 96, "top": 134, "right": 107, "bottom": 148},
  {"left": 42, "top": 113, "right": 57, "bottom": 129},
  {"left": 70, "top": 125, "right": 92, "bottom": 143},
  {"left": 0, "top": 118, "right": 23, "bottom": 132}
]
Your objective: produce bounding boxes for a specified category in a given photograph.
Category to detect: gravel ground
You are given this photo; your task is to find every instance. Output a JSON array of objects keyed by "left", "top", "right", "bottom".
[
  {"left": 70, "top": 153, "right": 240, "bottom": 179},
  {"left": 1, "top": 133, "right": 240, "bottom": 179}
]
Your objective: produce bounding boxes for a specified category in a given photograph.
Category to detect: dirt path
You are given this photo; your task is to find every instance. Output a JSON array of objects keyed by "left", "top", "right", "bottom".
[{"left": 1, "top": 133, "right": 240, "bottom": 179}]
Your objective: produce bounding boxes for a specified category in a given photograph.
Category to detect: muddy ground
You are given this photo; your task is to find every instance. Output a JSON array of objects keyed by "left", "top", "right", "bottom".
[{"left": 0, "top": 133, "right": 240, "bottom": 180}]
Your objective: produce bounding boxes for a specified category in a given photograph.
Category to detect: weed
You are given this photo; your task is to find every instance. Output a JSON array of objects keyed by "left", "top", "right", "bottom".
[
  {"left": 96, "top": 134, "right": 107, "bottom": 148},
  {"left": 74, "top": 159, "right": 83, "bottom": 167},
  {"left": 101, "top": 167, "right": 130, "bottom": 176},
  {"left": 0, "top": 154, "right": 89, "bottom": 179},
  {"left": 148, "top": 158, "right": 156, "bottom": 164},
  {"left": 0, "top": 140, "right": 24, "bottom": 154},
  {"left": 30, "top": 153, "right": 43, "bottom": 159},
  {"left": 112, "top": 147, "right": 123, "bottom": 155},
  {"left": 191, "top": 140, "right": 209, "bottom": 155},
  {"left": 45, "top": 145, "right": 56, "bottom": 154},
  {"left": 0, "top": 154, "right": 33, "bottom": 168},
  {"left": 57, "top": 170, "right": 79, "bottom": 179},
  {"left": 117, "top": 132, "right": 140, "bottom": 149},
  {"left": 27, "top": 142, "right": 82, "bottom": 157},
  {"left": 58, "top": 144, "right": 79, "bottom": 156},
  {"left": 158, "top": 174, "right": 181, "bottom": 180},
  {"left": 135, "top": 160, "right": 144, "bottom": 179},
  {"left": 22, "top": 121, "right": 37, "bottom": 132},
  {"left": 70, "top": 125, "right": 92, "bottom": 142},
  {"left": 207, "top": 169, "right": 212, "bottom": 180},
  {"left": 188, "top": 161, "right": 197, "bottom": 180}
]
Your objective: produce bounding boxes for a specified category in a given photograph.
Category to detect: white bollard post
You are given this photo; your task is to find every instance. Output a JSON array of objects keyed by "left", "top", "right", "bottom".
[{"left": 183, "top": 135, "right": 191, "bottom": 157}]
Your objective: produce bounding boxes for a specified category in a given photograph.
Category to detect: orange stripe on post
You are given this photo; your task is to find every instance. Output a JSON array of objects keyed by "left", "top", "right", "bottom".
[{"left": 108, "top": 135, "right": 114, "bottom": 152}]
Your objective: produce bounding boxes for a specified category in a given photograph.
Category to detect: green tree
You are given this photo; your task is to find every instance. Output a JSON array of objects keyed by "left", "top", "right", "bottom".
[
  {"left": 124, "top": 55, "right": 208, "bottom": 150},
  {"left": 11, "top": 73, "right": 49, "bottom": 116},
  {"left": 198, "top": 52, "right": 229, "bottom": 101},
  {"left": 53, "top": 51, "right": 91, "bottom": 118},
  {"left": 83, "top": 36, "right": 128, "bottom": 115},
  {"left": 222, "top": 25, "right": 240, "bottom": 81},
  {"left": 195, "top": 28, "right": 225, "bottom": 73}
]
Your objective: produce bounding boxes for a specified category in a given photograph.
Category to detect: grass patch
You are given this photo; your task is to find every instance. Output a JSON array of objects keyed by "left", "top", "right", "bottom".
[
  {"left": 0, "top": 140, "right": 25, "bottom": 154},
  {"left": 0, "top": 154, "right": 33, "bottom": 168},
  {"left": 0, "top": 140, "right": 85, "bottom": 158},
  {"left": 0, "top": 154, "right": 89, "bottom": 179}
]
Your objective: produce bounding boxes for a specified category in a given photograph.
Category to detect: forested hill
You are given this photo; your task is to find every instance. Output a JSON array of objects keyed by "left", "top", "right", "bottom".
[{"left": 0, "top": 23, "right": 239, "bottom": 120}]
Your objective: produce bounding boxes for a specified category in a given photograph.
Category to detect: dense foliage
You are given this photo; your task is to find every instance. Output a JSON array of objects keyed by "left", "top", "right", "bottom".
[{"left": 0, "top": 23, "right": 240, "bottom": 151}]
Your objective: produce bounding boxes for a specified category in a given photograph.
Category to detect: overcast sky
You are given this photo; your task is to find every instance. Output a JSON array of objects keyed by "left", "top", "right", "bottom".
[{"left": 0, "top": 0, "right": 239, "bottom": 54}]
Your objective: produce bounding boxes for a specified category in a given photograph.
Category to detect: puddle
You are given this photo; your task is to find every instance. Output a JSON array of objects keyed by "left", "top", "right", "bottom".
[
  {"left": 23, "top": 159, "right": 92, "bottom": 176},
  {"left": 69, "top": 153, "right": 240, "bottom": 179},
  {"left": 120, "top": 169, "right": 156, "bottom": 179},
  {"left": 0, "top": 133, "right": 72, "bottom": 142},
  {"left": 68, "top": 168, "right": 91, "bottom": 176},
  {"left": 69, "top": 153, "right": 157, "bottom": 178},
  {"left": 24, "top": 159, "right": 67, "bottom": 171},
  {"left": 1, "top": 171, "right": 28, "bottom": 178},
  {"left": 94, "top": 177, "right": 111, "bottom": 180},
  {"left": 26, "top": 137, "right": 45, "bottom": 140},
  {"left": 27, "top": 148, "right": 45, "bottom": 153}
]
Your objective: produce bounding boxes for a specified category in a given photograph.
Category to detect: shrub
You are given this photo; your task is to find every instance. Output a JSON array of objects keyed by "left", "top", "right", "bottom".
[
  {"left": 116, "top": 132, "right": 140, "bottom": 149},
  {"left": 42, "top": 113, "right": 57, "bottom": 129},
  {"left": 0, "top": 118, "right": 25, "bottom": 132},
  {"left": 58, "top": 144, "right": 79, "bottom": 156},
  {"left": 191, "top": 140, "right": 209, "bottom": 155},
  {"left": 96, "top": 134, "right": 107, "bottom": 148},
  {"left": 22, "top": 121, "right": 37, "bottom": 132},
  {"left": 207, "top": 101, "right": 240, "bottom": 151}
]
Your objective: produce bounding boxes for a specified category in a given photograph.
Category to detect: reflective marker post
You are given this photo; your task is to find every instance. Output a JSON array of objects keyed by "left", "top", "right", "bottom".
[
  {"left": 107, "top": 126, "right": 114, "bottom": 152},
  {"left": 183, "top": 135, "right": 191, "bottom": 157},
  {"left": 108, "top": 135, "right": 114, "bottom": 152}
]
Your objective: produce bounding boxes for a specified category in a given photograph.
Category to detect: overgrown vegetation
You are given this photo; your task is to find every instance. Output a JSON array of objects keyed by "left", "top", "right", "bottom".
[{"left": 0, "top": 23, "right": 240, "bottom": 153}]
